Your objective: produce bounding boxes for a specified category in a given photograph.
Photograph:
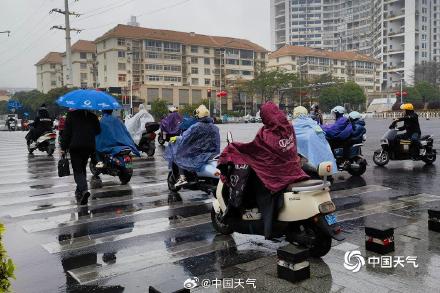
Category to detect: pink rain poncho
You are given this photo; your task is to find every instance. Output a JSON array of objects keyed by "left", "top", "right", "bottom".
[{"left": 218, "top": 102, "right": 309, "bottom": 193}]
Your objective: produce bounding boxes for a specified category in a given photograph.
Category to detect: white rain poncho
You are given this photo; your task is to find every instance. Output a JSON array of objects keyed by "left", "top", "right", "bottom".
[{"left": 124, "top": 104, "right": 155, "bottom": 145}]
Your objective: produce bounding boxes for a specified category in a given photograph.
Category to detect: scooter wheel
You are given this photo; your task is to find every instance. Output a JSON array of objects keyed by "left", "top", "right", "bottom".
[
  {"left": 347, "top": 158, "right": 367, "bottom": 176},
  {"left": 373, "top": 150, "right": 389, "bottom": 166},
  {"left": 158, "top": 136, "right": 165, "bottom": 145},
  {"left": 47, "top": 146, "right": 55, "bottom": 156},
  {"left": 119, "top": 169, "right": 132, "bottom": 185},
  {"left": 147, "top": 148, "right": 155, "bottom": 157},
  {"left": 211, "top": 207, "right": 233, "bottom": 235},
  {"left": 423, "top": 152, "right": 436, "bottom": 165}
]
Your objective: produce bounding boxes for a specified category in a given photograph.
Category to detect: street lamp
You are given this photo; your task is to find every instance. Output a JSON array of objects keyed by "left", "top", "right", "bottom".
[
  {"left": 298, "top": 62, "right": 309, "bottom": 106},
  {"left": 395, "top": 72, "right": 404, "bottom": 104},
  {"left": 126, "top": 49, "right": 134, "bottom": 115}
]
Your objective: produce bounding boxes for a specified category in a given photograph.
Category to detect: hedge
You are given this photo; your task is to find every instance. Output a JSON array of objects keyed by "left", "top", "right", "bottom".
[{"left": 0, "top": 224, "right": 15, "bottom": 292}]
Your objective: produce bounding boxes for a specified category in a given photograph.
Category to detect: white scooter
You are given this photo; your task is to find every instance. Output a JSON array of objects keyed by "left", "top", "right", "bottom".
[
  {"left": 28, "top": 131, "right": 57, "bottom": 155},
  {"left": 211, "top": 133, "right": 344, "bottom": 257}
]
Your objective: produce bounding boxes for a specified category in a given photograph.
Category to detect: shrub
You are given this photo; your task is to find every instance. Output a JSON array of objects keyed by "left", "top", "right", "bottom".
[{"left": 0, "top": 224, "right": 15, "bottom": 292}]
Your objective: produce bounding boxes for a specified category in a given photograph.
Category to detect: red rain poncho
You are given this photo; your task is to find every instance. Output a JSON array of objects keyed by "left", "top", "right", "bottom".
[{"left": 218, "top": 102, "right": 309, "bottom": 192}]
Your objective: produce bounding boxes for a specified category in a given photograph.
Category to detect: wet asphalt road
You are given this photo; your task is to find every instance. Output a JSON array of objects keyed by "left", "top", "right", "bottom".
[{"left": 1, "top": 119, "right": 440, "bottom": 293}]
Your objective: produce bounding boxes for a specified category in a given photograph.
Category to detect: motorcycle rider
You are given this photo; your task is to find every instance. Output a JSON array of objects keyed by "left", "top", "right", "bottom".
[
  {"left": 322, "top": 106, "right": 353, "bottom": 159},
  {"left": 218, "top": 102, "right": 309, "bottom": 239},
  {"left": 310, "top": 104, "right": 323, "bottom": 125},
  {"left": 394, "top": 103, "right": 421, "bottom": 158},
  {"left": 292, "top": 106, "right": 337, "bottom": 174},
  {"left": 95, "top": 110, "right": 140, "bottom": 168},
  {"left": 348, "top": 111, "right": 366, "bottom": 144},
  {"left": 26, "top": 104, "right": 53, "bottom": 147},
  {"left": 124, "top": 104, "right": 155, "bottom": 146},
  {"left": 160, "top": 106, "right": 182, "bottom": 137},
  {"left": 164, "top": 105, "right": 220, "bottom": 187}
]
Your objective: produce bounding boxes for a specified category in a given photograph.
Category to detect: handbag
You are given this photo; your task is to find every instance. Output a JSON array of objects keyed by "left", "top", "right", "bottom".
[{"left": 58, "top": 154, "right": 71, "bottom": 177}]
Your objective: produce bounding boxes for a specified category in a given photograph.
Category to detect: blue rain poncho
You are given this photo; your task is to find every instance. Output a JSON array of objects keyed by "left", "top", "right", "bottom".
[
  {"left": 164, "top": 117, "right": 220, "bottom": 172},
  {"left": 96, "top": 113, "right": 140, "bottom": 157},
  {"left": 293, "top": 116, "right": 337, "bottom": 173}
]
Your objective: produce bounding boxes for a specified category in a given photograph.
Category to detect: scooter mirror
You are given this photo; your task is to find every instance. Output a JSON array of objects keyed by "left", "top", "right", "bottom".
[{"left": 226, "top": 131, "right": 233, "bottom": 144}]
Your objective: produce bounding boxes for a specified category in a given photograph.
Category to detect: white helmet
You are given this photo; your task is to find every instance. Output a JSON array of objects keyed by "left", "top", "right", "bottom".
[
  {"left": 331, "top": 106, "right": 346, "bottom": 115},
  {"left": 348, "top": 111, "right": 362, "bottom": 120},
  {"left": 293, "top": 106, "right": 308, "bottom": 118}
]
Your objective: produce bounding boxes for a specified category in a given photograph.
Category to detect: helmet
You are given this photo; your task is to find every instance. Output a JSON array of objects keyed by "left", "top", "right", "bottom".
[
  {"left": 400, "top": 103, "right": 414, "bottom": 111},
  {"left": 331, "top": 106, "right": 346, "bottom": 115},
  {"left": 195, "top": 104, "right": 209, "bottom": 118},
  {"left": 168, "top": 106, "right": 177, "bottom": 112},
  {"left": 348, "top": 111, "right": 362, "bottom": 120},
  {"left": 293, "top": 106, "right": 308, "bottom": 118}
]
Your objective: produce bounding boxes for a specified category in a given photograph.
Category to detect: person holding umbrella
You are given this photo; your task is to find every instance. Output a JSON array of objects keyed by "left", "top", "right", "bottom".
[{"left": 58, "top": 89, "right": 121, "bottom": 204}]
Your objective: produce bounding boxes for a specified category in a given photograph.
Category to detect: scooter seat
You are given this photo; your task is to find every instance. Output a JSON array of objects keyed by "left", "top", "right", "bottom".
[{"left": 287, "top": 179, "right": 324, "bottom": 190}]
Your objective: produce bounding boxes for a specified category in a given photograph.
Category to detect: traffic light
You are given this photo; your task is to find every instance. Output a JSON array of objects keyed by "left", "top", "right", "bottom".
[{"left": 207, "top": 88, "right": 212, "bottom": 98}]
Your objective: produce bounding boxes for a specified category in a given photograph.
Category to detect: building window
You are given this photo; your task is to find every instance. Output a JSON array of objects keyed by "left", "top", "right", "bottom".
[
  {"left": 118, "top": 63, "right": 126, "bottom": 70},
  {"left": 204, "top": 78, "right": 211, "bottom": 85},
  {"left": 80, "top": 82, "right": 88, "bottom": 88},
  {"left": 117, "top": 38, "right": 125, "bottom": 46},
  {"left": 192, "top": 78, "right": 199, "bottom": 85},
  {"left": 80, "top": 73, "right": 88, "bottom": 81},
  {"left": 242, "top": 71, "right": 252, "bottom": 76},
  {"left": 191, "top": 45, "right": 198, "bottom": 53},
  {"left": 163, "top": 41, "right": 181, "bottom": 52},
  {"left": 204, "top": 58, "right": 210, "bottom": 65},
  {"left": 104, "top": 65, "right": 107, "bottom": 71},
  {"left": 80, "top": 63, "right": 87, "bottom": 69},
  {"left": 241, "top": 60, "right": 253, "bottom": 66},
  {"left": 291, "top": 56, "right": 296, "bottom": 61},
  {"left": 118, "top": 74, "right": 126, "bottom": 82},
  {"left": 118, "top": 51, "right": 126, "bottom": 58},
  {"left": 204, "top": 47, "right": 210, "bottom": 54},
  {"left": 147, "top": 75, "right": 162, "bottom": 81},
  {"left": 191, "top": 57, "right": 198, "bottom": 64},
  {"left": 191, "top": 67, "right": 199, "bottom": 74},
  {"left": 51, "top": 80, "right": 56, "bottom": 86},
  {"left": 80, "top": 52, "right": 87, "bottom": 59},
  {"left": 146, "top": 52, "right": 160, "bottom": 59},
  {"left": 164, "top": 54, "right": 179, "bottom": 60},
  {"left": 204, "top": 68, "right": 211, "bottom": 75},
  {"left": 164, "top": 76, "right": 181, "bottom": 82},
  {"left": 50, "top": 64, "right": 56, "bottom": 69}
]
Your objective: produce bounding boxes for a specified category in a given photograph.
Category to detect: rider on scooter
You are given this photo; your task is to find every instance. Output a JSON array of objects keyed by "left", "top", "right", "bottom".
[
  {"left": 322, "top": 106, "right": 353, "bottom": 160},
  {"left": 95, "top": 110, "right": 140, "bottom": 168},
  {"left": 218, "top": 102, "right": 309, "bottom": 239},
  {"left": 393, "top": 103, "right": 421, "bottom": 158},
  {"left": 164, "top": 105, "right": 220, "bottom": 187},
  {"left": 26, "top": 104, "right": 53, "bottom": 147},
  {"left": 348, "top": 111, "right": 366, "bottom": 144}
]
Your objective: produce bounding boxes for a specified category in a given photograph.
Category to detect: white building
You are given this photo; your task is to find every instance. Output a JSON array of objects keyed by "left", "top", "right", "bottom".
[
  {"left": 35, "top": 52, "right": 63, "bottom": 93},
  {"left": 62, "top": 40, "right": 97, "bottom": 89},
  {"left": 268, "top": 45, "right": 382, "bottom": 93},
  {"left": 94, "top": 24, "right": 268, "bottom": 109},
  {"left": 271, "top": 0, "right": 440, "bottom": 89}
]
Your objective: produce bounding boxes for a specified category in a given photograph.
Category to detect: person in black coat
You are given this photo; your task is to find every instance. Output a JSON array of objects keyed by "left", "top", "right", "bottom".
[
  {"left": 61, "top": 109, "right": 100, "bottom": 204},
  {"left": 25, "top": 104, "right": 53, "bottom": 145}
]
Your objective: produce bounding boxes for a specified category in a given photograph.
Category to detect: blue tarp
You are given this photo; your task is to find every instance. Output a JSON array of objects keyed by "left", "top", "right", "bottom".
[
  {"left": 164, "top": 117, "right": 220, "bottom": 172},
  {"left": 293, "top": 116, "right": 337, "bottom": 173},
  {"left": 96, "top": 113, "right": 140, "bottom": 157},
  {"left": 179, "top": 115, "right": 198, "bottom": 132},
  {"left": 160, "top": 112, "right": 182, "bottom": 135}
]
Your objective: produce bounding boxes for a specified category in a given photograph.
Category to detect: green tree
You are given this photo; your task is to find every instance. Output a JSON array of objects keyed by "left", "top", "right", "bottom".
[
  {"left": 414, "top": 81, "right": 440, "bottom": 103},
  {"left": 319, "top": 87, "right": 342, "bottom": 112},
  {"left": 0, "top": 101, "right": 7, "bottom": 115},
  {"left": 403, "top": 86, "right": 422, "bottom": 103},
  {"left": 179, "top": 99, "right": 209, "bottom": 116},
  {"left": 340, "top": 82, "right": 366, "bottom": 111},
  {"left": 150, "top": 99, "right": 169, "bottom": 121}
]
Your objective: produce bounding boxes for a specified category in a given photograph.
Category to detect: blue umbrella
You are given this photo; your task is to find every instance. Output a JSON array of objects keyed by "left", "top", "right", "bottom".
[{"left": 56, "top": 89, "right": 121, "bottom": 110}]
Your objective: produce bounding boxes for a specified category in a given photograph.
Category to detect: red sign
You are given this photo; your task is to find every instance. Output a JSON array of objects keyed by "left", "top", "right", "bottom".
[
  {"left": 216, "top": 90, "right": 228, "bottom": 98},
  {"left": 395, "top": 91, "right": 408, "bottom": 97}
]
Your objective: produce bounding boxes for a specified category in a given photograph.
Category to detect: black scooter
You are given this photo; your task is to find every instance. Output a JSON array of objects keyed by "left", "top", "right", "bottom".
[
  {"left": 137, "top": 122, "right": 159, "bottom": 157},
  {"left": 373, "top": 121, "right": 436, "bottom": 166},
  {"left": 90, "top": 149, "right": 134, "bottom": 185},
  {"left": 329, "top": 138, "right": 367, "bottom": 176}
]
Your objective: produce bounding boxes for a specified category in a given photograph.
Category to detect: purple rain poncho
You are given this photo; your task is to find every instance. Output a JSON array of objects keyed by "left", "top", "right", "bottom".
[{"left": 160, "top": 112, "right": 182, "bottom": 135}]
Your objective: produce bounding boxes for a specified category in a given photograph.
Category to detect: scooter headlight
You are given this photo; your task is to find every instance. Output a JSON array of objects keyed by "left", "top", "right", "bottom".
[{"left": 319, "top": 201, "right": 336, "bottom": 214}]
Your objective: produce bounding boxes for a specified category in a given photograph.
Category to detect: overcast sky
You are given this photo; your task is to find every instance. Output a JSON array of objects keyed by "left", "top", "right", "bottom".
[{"left": 0, "top": 0, "right": 271, "bottom": 88}]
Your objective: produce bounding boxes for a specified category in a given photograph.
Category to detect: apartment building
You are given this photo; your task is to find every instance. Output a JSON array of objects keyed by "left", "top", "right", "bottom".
[
  {"left": 271, "top": 0, "right": 440, "bottom": 89},
  {"left": 62, "top": 40, "right": 97, "bottom": 88},
  {"left": 94, "top": 24, "right": 268, "bottom": 109},
  {"left": 35, "top": 52, "right": 64, "bottom": 93},
  {"left": 268, "top": 45, "right": 382, "bottom": 93}
]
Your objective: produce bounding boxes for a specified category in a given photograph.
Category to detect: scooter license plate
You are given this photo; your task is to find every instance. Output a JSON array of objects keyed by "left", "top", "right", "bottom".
[{"left": 325, "top": 214, "right": 337, "bottom": 225}]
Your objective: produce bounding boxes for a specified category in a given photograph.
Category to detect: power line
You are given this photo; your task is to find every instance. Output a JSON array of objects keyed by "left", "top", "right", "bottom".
[{"left": 72, "top": 0, "right": 135, "bottom": 23}]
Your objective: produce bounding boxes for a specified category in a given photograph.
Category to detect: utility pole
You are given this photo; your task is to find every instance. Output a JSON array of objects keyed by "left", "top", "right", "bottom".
[
  {"left": 0, "top": 31, "right": 11, "bottom": 36},
  {"left": 50, "top": 0, "right": 81, "bottom": 87}
]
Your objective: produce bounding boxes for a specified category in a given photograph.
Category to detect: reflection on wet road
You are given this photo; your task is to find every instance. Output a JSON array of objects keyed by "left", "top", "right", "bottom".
[{"left": 1, "top": 119, "right": 440, "bottom": 292}]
